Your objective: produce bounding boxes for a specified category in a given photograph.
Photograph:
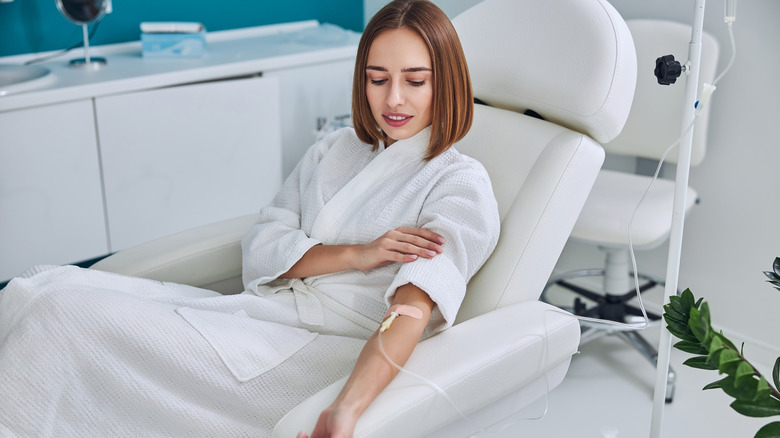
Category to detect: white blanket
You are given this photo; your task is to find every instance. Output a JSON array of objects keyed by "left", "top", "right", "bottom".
[
  {"left": 0, "top": 127, "right": 499, "bottom": 437},
  {"left": 0, "top": 265, "right": 368, "bottom": 436}
]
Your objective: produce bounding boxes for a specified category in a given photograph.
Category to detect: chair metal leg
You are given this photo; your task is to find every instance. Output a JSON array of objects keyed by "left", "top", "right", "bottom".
[
  {"left": 616, "top": 330, "right": 676, "bottom": 403},
  {"left": 541, "top": 261, "right": 679, "bottom": 403},
  {"left": 541, "top": 268, "right": 606, "bottom": 303}
]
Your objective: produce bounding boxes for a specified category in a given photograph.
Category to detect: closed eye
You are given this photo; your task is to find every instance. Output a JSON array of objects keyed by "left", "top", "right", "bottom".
[
  {"left": 408, "top": 80, "right": 425, "bottom": 87},
  {"left": 369, "top": 79, "right": 388, "bottom": 85}
]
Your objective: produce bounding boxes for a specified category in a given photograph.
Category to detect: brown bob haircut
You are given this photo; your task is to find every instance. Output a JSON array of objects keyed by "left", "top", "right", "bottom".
[{"left": 352, "top": 0, "right": 474, "bottom": 161}]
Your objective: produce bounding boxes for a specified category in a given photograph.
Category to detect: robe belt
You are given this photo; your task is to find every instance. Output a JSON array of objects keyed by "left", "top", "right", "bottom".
[{"left": 254, "top": 279, "right": 378, "bottom": 332}]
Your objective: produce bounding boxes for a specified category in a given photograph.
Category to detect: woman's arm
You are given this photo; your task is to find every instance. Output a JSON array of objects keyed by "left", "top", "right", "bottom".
[
  {"left": 280, "top": 227, "right": 445, "bottom": 279},
  {"left": 299, "top": 282, "right": 435, "bottom": 438}
]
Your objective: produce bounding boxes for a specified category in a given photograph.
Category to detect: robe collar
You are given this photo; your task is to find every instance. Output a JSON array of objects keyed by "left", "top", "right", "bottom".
[
  {"left": 379, "top": 125, "right": 431, "bottom": 157},
  {"left": 309, "top": 126, "right": 432, "bottom": 240}
]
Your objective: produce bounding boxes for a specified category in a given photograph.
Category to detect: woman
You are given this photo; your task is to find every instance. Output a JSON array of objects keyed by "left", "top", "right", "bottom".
[{"left": 0, "top": 1, "right": 499, "bottom": 437}]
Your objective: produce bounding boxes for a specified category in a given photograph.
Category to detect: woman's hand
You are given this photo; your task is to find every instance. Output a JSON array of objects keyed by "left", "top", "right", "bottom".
[
  {"left": 353, "top": 227, "right": 445, "bottom": 271},
  {"left": 297, "top": 404, "right": 358, "bottom": 438},
  {"left": 281, "top": 228, "right": 444, "bottom": 279}
]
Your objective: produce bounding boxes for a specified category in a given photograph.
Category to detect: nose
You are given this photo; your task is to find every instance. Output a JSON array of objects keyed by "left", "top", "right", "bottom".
[{"left": 386, "top": 79, "right": 404, "bottom": 108}]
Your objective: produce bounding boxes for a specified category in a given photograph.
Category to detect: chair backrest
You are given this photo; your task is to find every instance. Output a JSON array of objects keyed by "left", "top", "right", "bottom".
[
  {"left": 451, "top": 0, "right": 637, "bottom": 323},
  {"left": 605, "top": 19, "right": 719, "bottom": 166}
]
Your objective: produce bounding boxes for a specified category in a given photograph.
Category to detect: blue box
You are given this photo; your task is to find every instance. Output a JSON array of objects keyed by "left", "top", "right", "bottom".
[{"left": 141, "top": 30, "right": 207, "bottom": 58}]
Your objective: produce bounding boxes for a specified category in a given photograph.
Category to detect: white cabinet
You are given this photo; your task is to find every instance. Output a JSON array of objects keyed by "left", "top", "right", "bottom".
[
  {"left": 0, "top": 76, "right": 281, "bottom": 281},
  {"left": 0, "top": 100, "right": 108, "bottom": 280},
  {"left": 95, "top": 76, "right": 282, "bottom": 251},
  {"left": 0, "top": 22, "right": 357, "bottom": 283}
]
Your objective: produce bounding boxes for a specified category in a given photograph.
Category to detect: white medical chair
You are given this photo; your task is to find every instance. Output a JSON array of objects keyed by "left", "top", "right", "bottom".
[
  {"left": 541, "top": 19, "right": 719, "bottom": 402},
  {"left": 92, "top": 0, "right": 637, "bottom": 435}
]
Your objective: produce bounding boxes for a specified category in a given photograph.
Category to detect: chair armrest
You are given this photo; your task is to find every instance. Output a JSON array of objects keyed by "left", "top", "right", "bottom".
[
  {"left": 90, "top": 214, "right": 257, "bottom": 293},
  {"left": 272, "top": 301, "right": 580, "bottom": 438}
]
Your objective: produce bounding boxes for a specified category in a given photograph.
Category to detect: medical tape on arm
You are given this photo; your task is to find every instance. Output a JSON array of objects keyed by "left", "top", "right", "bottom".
[{"left": 379, "top": 304, "right": 424, "bottom": 333}]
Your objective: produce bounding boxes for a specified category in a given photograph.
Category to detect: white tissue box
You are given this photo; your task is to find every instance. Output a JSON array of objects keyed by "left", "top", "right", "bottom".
[{"left": 141, "top": 22, "right": 206, "bottom": 58}]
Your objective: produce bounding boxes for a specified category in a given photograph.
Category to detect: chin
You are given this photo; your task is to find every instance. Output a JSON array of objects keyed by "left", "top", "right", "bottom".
[{"left": 384, "top": 126, "right": 423, "bottom": 143}]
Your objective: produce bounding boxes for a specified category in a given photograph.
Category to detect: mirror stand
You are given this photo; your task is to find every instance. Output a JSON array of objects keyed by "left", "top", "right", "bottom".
[{"left": 68, "top": 22, "right": 107, "bottom": 69}]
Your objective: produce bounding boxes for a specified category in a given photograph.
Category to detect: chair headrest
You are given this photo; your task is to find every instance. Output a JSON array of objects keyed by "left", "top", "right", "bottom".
[{"left": 452, "top": 0, "right": 637, "bottom": 144}]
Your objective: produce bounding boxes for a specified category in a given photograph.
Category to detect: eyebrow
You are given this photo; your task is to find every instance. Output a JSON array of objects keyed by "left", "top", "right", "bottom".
[{"left": 366, "top": 66, "right": 432, "bottom": 73}]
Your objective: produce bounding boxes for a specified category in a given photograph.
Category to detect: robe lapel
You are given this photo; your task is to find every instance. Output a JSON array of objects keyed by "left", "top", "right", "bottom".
[{"left": 309, "top": 127, "right": 430, "bottom": 240}]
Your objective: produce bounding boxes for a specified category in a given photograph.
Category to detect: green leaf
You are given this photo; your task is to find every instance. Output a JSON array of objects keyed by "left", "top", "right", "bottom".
[
  {"left": 669, "top": 296, "right": 689, "bottom": 316},
  {"left": 675, "top": 340, "right": 709, "bottom": 355},
  {"left": 773, "top": 357, "right": 780, "bottom": 392},
  {"left": 717, "top": 331, "right": 740, "bottom": 352},
  {"left": 700, "top": 301, "right": 712, "bottom": 325},
  {"left": 663, "top": 311, "right": 689, "bottom": 328},
  {"left": 755, "top": 421, "right": 780, "bottom": 438},
  {"left": 689, "top": 306, "right": 708, "bottom": 343},
  {"left": 709, "top": 336, "right": 726, "bottom": 358},
  {"left": 703, "top": 377, "right": 726, "bottom": 391},
  {"left": 764, "top": 271, "right": 780, "bottom": 283},
  {"left": 766, "top": 257, "right": 780, "bottom": 292},
  {"left": 684, "top": 355, "right": 718, "bottom": 370},
  {"left": 699, "top": 302, "right": 713, "bottom": 344},
  {"left": 736, "top": 361, "right": 757, "bottom": 386},
  {"left": 731, "top": 397, "right": 780, "bottom": 418},
  {"left": 719, "top": 349, "right": 743, "bottom": 375},
  {"left": 663, "top": 311, "right": 689, "bottom": 330},
  {"left": 669, "top": 289, "right": 695, "bottom": 315},
  {"left": 718, "top": 374, "right": 761, "bottom": 401},
  {"left": 755, "top": 376, "right": 772, "bottom": 402},
  {"left": 664, "top": 303, "right": 689, "bottom": 324},
  {"left": 668, "top": 329, "right": 699, "bottom": 344},
  {"left": 680, "top": 289, "right": 695, "bottom": 310},
  {"left": 665, "top": 318, "right": 698, "bottom": 342}
]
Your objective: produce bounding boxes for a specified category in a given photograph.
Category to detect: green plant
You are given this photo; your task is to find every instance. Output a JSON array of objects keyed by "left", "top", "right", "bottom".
[{"left": 663, "top": 257, "right": 780, "bottom": 438}]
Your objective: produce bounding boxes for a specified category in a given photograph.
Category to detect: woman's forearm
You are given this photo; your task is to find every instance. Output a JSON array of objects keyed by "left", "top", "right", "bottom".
[
  {"left": 330, "top": 284, "right": 435, "bottom": 425},
  {"left": 280, "top": 244, "right": 360, "bottom": 279},
  {"left": 300, "top": 283, "right": 438, "bottom": 438}
]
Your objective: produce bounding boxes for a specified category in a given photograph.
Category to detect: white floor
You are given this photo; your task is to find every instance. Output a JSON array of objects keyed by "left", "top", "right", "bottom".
[{"left": 474, "top": 324, "right": 770, "bottom": 438}]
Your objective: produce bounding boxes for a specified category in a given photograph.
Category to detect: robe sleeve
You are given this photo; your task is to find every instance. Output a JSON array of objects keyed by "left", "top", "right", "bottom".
[
  {"left": 385, "top": 158, "right": 500, "bottom": 336},
  {"left": 240, "top": 131, "right": 340, "bottom": 291}
]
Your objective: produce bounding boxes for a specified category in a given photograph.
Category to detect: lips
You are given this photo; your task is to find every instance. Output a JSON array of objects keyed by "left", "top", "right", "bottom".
[{"left": 383, "top": 113, "right": 412, "bottom": 128}]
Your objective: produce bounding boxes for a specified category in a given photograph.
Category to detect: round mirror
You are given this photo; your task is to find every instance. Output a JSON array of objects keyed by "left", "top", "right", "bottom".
[
  {"left": 56, "top": 0, "right": 108, "bottom": 25},
  {"left": 55, "top": 0, "right": 110, "bottom": 69}
]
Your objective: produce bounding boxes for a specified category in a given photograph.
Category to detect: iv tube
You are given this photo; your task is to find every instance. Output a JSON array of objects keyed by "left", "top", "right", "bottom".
[{"left": 724, "top": 0, "right": 738, "bottom": 22}]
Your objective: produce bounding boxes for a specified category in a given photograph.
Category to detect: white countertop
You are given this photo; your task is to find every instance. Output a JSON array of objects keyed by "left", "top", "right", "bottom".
[{"left": 0, "top": 21, "right": 360, "bottom": 113}]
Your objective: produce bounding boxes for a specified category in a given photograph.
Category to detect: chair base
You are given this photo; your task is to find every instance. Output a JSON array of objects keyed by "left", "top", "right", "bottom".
[{"left": 541, "top": 269, "right": 676, "bottom": 403}]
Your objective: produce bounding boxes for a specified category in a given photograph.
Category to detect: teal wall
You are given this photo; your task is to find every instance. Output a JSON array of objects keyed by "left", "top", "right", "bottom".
[{"left": 0, "top": 0, "right": 364, "bottom": 57}]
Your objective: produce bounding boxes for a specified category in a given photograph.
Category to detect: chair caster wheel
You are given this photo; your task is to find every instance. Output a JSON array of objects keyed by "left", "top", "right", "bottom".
[{"left": 665, "top": 370, "right": 676, "bottom": 404}]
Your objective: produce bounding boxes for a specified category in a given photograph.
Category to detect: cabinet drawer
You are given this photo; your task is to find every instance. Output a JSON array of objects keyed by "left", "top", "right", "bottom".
[
  {"left": 0, "top": 99, "right": 108, "bottom": 280},
  {"left": 95, "top": 76, "right": 282, "bottom": 251}
]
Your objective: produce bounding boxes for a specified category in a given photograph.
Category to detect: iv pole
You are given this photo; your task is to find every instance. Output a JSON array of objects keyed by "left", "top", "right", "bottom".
[{"left": 649, "top": 0, "right": 706, "bottom": 436}]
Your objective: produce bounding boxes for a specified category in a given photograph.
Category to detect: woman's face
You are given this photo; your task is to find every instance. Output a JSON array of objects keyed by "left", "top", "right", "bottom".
[{"left": 365, "top": 28, "right": 433, "bottom": 146}]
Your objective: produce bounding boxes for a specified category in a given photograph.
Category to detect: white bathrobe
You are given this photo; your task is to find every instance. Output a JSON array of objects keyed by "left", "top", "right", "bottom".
[{"left": 0, "top": 127, "right": 499, "bottom": 437}]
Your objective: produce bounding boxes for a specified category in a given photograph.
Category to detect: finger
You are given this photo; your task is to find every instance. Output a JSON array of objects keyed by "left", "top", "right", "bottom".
[
  {"left": 390, "top": 232, "right": 444, "bottom": 254},
  {"left": 379, "top": 245, "right": 420, "bottom": 262},
  {"left": 387, "top": 241, "right": 437, "bottom": 259},
  {"left": 396, "top": 227, "right": 446, "bottom": 245}
]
